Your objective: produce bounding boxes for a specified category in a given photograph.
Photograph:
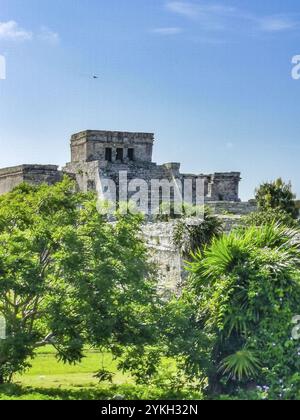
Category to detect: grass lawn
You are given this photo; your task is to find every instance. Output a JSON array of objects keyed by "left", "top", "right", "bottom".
[
  {"left": 0, "top": 346, "right": 202, "bottom": 400},
  {"left": 14, "top": 347, "right": 129, "bottom": 388}
]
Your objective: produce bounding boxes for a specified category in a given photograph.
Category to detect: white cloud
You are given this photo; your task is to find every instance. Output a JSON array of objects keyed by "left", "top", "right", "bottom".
[
  {"left": 152, "top": 27, "right": 183, "bottom": 35},
  {"left": 165, "top": 1, "right": 300, "bottom": 35},
  {"left": 0, "top": 21, "right": 60, "bottom": 44},
  {"left": 0, "top": 21, "right": 32, "bottom": 41},
  {"left": 166, "top": 1, "right": 200, "bottom": 19},
  {"left": 166, "top": 1, "right": 236, "bottom": 19},
  {"left": 259, "top": 16, "right": 298, "bottom": 32},
  {"left": 38, "top": 26, "right": 60, "bottom": 44}
]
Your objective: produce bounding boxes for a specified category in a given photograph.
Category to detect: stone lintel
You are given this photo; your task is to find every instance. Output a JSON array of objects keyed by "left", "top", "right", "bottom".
[{"left": 71, "top": 130, "right": 154, "bottom": 144}]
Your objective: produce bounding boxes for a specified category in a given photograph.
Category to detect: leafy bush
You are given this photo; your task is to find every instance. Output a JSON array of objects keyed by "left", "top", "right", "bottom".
[
  {"left": 0, "top": 383, "right": 203, "bottom": 401},
  {"left": 164, "top": 224, "right": 300, "bottom": 399},
  {"left": 243, "top": 208, "right": 299, "bottom": 229},
  {"left": 255, "top": 179, "right": 298, "bottom": 219}
]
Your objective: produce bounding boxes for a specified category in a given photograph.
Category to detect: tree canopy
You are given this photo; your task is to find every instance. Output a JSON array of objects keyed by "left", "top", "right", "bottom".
[
  {"left": 0, "top": 178, "right": 158, "bottom": 383},
  {"left": 255, "top": 178, "right": 298, "bottom": 219}
]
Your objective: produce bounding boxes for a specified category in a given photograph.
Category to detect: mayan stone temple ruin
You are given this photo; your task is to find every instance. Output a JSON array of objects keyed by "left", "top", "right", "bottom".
[
  {"left": 0, "top": 130, "right": 242, "bottom": 200},
  {"left": 0, "top": 130, "right": 256, "bottom": 292}
]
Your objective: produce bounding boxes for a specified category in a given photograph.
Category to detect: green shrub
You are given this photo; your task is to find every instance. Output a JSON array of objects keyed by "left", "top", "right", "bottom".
[
  {"left": 255, "top": 179, "right": 298, "bottom": 219},
  {"left": 164, "top": 224, "right": 300, "bottom": 399},
  {"left": 243, "top": 208, "right": 299, "bottom": 229}
]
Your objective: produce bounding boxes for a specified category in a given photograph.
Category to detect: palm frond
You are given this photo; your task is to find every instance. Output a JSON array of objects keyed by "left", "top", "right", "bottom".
[{"left": 219, "top": 350, "right": 262, "bottom": 381}]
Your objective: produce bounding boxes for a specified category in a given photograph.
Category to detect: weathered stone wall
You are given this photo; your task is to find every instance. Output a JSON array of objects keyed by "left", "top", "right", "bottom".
[
  {"left": 142, "top": 221, "right": 183, "bottom": 297},
  {"left": 0, "top": 167, "right": 24, "bottom": 195},
  {"left": 64, "top": 163, "right": 242, "bottom": 215},
  {"left": 71, "top": 130, "right": 154, "bottom": 164},
  {"left": 208, "top": 173, "right": 241, "bottom": 202},
  {"left": 0, "top": 165, "right": 62, "bottom": 195},
  {"left": 142, "top": 208, "right": 254, "bottom": 295}
]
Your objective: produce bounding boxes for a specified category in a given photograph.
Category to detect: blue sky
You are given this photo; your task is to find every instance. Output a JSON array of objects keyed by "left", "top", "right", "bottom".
[{"left": 0, "top": 0, "right": 300, "bottom": 200}]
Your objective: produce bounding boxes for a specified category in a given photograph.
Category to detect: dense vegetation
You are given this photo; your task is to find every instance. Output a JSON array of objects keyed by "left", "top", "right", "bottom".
[
  {"left": 255, "top": 178, "right": 299, "bottom": 219},
  {"left": 163, "top": 224, "right": 300, "bottom": 399},
  {"left": 0, "top": 178, "right": 300, "bottom": 400},
  {"left": 0, "top": 178, "right": 159, "bottom": 384}
]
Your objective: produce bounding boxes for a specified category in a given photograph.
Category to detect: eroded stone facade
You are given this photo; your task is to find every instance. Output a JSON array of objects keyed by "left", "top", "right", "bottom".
[
  {"left": 63, "top": 130, "right": 241, "bottom": 208},
  {"left": 0, "top": 130, "right": 242, "bottom": 205},
  {"left": 142, "top": 204, "right": 257, "bottom": 296},
  {"left": 0, "top": 165, "right": 63, "bottom": 195}
]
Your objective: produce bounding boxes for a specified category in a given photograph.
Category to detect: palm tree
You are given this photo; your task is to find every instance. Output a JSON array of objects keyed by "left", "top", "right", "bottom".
[{"left": 185, "top": 223, "right": 300, "bottom": 396}]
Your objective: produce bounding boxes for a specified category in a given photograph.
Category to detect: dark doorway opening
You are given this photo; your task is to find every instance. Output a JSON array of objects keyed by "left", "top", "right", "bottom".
[
  {"left": 116, "top": 148, "right": 124, "bottom": 161},
  {"left": 105, "top": 148, "right": 112, "bottom": 162},
  {"left": 128, "top": 148, "right": 134, "bottom": 161}
]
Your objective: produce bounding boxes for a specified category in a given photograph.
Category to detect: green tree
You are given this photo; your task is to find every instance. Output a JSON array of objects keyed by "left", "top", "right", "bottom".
[
  {"left": 255, "top": 179, "right": 298, "bottom": 219},
  {"left": 0, "top": 179, "right": 157, "bottom": 383},
  {"left": 164, "top": 224, "right": 300, "bottom": 399}
]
